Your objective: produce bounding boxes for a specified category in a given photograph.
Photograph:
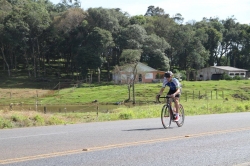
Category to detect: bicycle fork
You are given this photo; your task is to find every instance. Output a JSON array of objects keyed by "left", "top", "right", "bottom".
[{"left": 168, "top": 104, "right": 175, "bottom": 120}]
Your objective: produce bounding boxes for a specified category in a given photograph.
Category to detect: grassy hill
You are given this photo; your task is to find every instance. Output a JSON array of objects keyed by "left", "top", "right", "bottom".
[{"left": 0, "top": 78, "right": 249, "bottom": 105}]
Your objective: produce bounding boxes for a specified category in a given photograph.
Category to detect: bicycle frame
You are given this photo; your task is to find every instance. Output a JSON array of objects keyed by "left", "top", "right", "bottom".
[
  {"left": 161, "top": 96, "right": 176, "bottom": 120},
  {"left": 157, "top": 95, "right": 185, "bottom": 128}
]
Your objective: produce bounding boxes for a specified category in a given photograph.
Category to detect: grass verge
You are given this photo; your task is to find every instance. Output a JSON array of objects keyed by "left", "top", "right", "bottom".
[{"left": 1, "top": 100, "right": 249, "bottom": 129}]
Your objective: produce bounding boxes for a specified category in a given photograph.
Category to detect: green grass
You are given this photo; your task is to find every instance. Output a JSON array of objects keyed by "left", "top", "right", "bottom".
[
  {"left": 38, "top": 80, "right": 250, "bottom": 105},
  {"left": 0, "top": 79, "right": 250, "bottom": 129}
]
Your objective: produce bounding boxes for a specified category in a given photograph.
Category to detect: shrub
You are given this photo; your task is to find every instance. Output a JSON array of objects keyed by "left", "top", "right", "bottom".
[
  {"left": 0, "top": 117, "right": 13, "bottom": 129},
  {"left": 235, "top": 105, "right": 245, "bottom": 112},
  {"left": 11, "top": 115, "right": 22, "bottom": 122},
  {"left": 33, "top": 115, "right": 45, "bottom": 125},
  {"left": 222, "top": 73, "right": 232, "bottom": 80},
  {"left": 233, "top": 76, "right": 242, "bottom": 80},
  {"left": 48, "top": 116, "right": 65, "bottom": 125},
  {"left": 119, "top": 111, "right": 133, "bottom": 119},
  {"left": 245, "top": 104, "right": 250, "bottom": 111}
]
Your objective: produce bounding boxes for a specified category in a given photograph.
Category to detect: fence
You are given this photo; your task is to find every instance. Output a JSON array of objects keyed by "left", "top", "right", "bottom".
[
  {"left": 1, "top": 88, "right": 249, "bottom": 113},
  {"left": 182, "top": 90, "right": 249, "bottom": 101}
]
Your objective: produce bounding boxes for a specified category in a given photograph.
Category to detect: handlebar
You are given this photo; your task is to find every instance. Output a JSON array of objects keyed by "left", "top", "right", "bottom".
[
  {"left": 156, "top": 95, "right": 175, "bottom": 103},
  {"left": 158, "top": 95, "right": 173, "bottom": 98}
]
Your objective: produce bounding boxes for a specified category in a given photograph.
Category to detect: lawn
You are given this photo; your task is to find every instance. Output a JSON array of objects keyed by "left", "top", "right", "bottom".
[{"left": 0, "top": 79, "right": 250, "bottom": 129}]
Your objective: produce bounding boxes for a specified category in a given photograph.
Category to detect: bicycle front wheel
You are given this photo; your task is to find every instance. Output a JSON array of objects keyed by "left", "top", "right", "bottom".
[
  {"left": 176, "top": 104, "right": 185, "bottom": 127},
  {"left": 161, "top": 105, "right": 171, "bottom": 129}
]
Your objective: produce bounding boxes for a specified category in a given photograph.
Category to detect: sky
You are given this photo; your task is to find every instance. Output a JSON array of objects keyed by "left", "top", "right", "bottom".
[{"left": 50, "top": 0, "right": 250, "bottom": 24}]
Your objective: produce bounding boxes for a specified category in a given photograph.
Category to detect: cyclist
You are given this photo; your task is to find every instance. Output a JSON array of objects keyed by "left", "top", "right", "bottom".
[{"left": 156, "top": 71, "right": 181, "bottom": 121}]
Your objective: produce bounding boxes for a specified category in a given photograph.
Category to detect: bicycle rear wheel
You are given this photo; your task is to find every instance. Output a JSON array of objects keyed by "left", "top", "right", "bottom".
[
  {"left": 176, "top": 104, "right": 185, "bottom": 127},
  {"left": 161, "top": 105, "right": 171, "bottom": 129}
]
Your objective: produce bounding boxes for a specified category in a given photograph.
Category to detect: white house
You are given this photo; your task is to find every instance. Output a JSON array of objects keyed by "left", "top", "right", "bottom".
[
  {"left": 112, "top": 62, "right": 165, "bottom": 84},
  {"left": 196, "top": 66, "right": 248, "bottom": 80}
]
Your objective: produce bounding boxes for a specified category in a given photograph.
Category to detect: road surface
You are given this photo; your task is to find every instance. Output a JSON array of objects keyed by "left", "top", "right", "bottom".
[{"left": 0, "top": 112, "right": 250, "bottom": 166}]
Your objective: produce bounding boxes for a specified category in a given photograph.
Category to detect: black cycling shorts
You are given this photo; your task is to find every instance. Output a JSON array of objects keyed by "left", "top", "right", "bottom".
[{"left": 167, "top": 90, "right": 180, "bottom": 98}]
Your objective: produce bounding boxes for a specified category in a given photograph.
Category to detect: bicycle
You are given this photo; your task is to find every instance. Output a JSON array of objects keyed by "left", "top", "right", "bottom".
[{"left": 157, "top": 95, "right": 185, "bottom": 129}]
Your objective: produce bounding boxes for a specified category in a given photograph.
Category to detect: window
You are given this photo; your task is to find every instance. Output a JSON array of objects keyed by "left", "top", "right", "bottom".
[
  {"left": 229, "top": 73, "right": 234, "bottom": 75},
  {"left": 235, "top": 73, "right": 239, "bottom": 76},
  {"left": 240, "top": 73, "right": 245, "bottom": 75}
]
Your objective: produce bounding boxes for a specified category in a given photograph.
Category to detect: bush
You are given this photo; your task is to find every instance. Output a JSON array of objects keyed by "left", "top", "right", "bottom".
[
  {"left": 233, "top": 76, "right": 242, "bottom": 80},
  {"left": 235, "top": 105, "right": 245, "bottom": 112},
  {"left": 119, "top": 111, "right": 133, "bottom": 119},
  {"left": 245, "top": 104, "right": 250, "bottom": 111},
  {"left": 221, "top": 73, "right": 232, "bottom": 80},
  {"left": 11, "top": 115, "right": 22, "bottom": 122},
  {"left": 33, "top": 115, "right": 45, "bottom": 126},
  {"left": 48, "top": 116, "right": 65, "bottom": 125},
  {"left": 0, "top": 117, "right": 13, "bottom": 129}
]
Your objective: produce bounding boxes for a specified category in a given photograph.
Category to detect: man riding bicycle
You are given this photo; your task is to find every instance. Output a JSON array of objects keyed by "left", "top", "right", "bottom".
[{"left": 156, "top": 71, "right": 181, "bottom": 121}]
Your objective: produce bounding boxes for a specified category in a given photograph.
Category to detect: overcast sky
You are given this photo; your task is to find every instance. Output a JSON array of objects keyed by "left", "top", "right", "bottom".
[{"left": 50, "top": 0, "right": 250, "bottom": 24}]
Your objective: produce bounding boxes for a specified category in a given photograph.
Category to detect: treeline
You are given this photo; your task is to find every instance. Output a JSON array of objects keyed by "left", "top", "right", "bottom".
[{"left": 0, "top": 0, "right": 249, "bottom": 81}]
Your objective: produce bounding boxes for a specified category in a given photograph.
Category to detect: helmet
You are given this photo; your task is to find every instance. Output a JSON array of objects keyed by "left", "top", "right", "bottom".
[{"left": 164, "top": 71, "right": 173, "bottom": 78}]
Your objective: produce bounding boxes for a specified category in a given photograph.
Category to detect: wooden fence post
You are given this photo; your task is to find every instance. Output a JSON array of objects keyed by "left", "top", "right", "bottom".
[
  {"left": 96, "top": 102, "right": 99, "bottom": 118},
  {"left": 185, "top": 92, "right": 187, "bottom": 102},
  {"left": 44, "top": 106, "right": 47, "bottom": 114}
]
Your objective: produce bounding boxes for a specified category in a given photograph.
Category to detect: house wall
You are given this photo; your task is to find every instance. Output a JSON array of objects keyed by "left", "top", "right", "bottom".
[
  {"left": 113, "top": 71, "right": 165, "bottom": 84},
  {"left": 228, "top": 71, "right": 246, "bottom": 78},
  {"left": 142, "top": 71, "right": 165, "bottom": 83},
  {"left": 197, "top": 67, "right": 247, "bottom": 80}
]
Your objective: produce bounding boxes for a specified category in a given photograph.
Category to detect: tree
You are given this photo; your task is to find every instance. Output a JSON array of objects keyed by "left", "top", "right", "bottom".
[
  {"left": 76, "top": 27, "right": 114, "bottom": 81},
  {"left": 120, "top": 49, "right": 142, "bottom": 103},
  {"left": 52, "top": 7, "right": 87, "bottom": 77},
  {"left": 144, "top": 6, "right": 166, "bottom": 16},
  {"left": 119, "top": 24, "right": 147, "bottom": 50},
  {"left": 0, "top": 0, "right": 12, "bottom": 76},
  {"left": 141, "top": 34, "right": 170, "bottom": 70},
  {"left": 129, "top": 15, "right": 146, "bottom": 25}
]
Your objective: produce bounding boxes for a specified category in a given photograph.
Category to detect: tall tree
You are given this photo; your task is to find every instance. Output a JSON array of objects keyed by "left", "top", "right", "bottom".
[
  {"left": 141, "top": 34, "right": 170, "bottom": 70},
  {"left": 76, "top": 27, "right": 114, "bottom": 81},
  {"left": 144, "top": 6, "right": 166, "bottom": 16}
]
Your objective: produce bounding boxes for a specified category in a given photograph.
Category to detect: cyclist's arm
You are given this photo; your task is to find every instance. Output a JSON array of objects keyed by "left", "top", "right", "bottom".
[
  {"left": 158, "top": 87, "right": 165, "bottom": 96},
  {"left": 158, "top": 78, "right": 168, "bottom": 96},
  {"left": 172, "top": 88, "right": 180, "bottom": 96},
  {"left": 172, "top": 78, "right": 181, "bottom": 97}
]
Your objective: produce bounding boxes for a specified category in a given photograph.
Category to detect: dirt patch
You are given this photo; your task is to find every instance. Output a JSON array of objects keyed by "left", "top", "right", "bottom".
[{"left": 0, "top": 88, "right": 51, "bottom": 99}]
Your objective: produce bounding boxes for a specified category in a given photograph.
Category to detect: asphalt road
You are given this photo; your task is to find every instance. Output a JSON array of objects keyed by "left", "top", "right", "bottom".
[{"left": 0, "top": 112, "right": 250, "bottom": 166}]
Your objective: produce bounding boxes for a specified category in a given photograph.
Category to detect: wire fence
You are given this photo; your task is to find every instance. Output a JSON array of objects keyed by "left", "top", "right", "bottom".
[
  {"left": 181, "top": 90, "right": 250, "bottom": 101},
  {"left": 1, "top": 82, "right": 250, "bottom": 115}
]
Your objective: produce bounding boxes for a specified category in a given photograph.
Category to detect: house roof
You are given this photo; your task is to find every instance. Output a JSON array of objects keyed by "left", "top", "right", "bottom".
[
  {"left": 137, "top": 62, "right": 158, "bottom": 72},
  {"left": 211, "top": 66, "right": 248, "bottom": 72},
  {"left": 120, "top": 62, "right": 158, "bottom": 72}
]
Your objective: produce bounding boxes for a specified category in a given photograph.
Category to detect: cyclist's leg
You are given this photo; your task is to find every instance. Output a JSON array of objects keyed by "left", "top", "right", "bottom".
[
  {"left": 174, "top": 94, "right": 180, "bottom": 114},
  {"left": 167, "top": 90, "right": 174, "bottom": 110},
  {"left": 171, "top": 91, "right": 180, "bottom": 121},
  {"left": 167, "top": 90, "right": 177, "bottom": 116}
]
